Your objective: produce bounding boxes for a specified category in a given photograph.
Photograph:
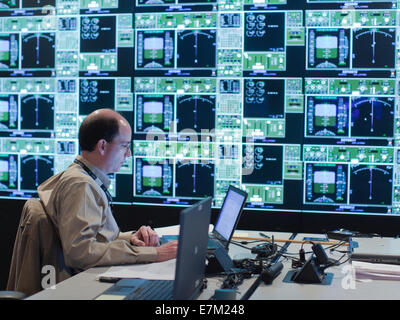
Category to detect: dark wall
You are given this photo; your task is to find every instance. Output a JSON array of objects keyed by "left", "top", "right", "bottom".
[
  {"left": 114, "top": 203, "right": 182, "bottom": 231},
  {"left": 0, "top": 199, "right": 25, "bottom": 290},
  {"left": 300, "top": 212, "right": 400, "bottom": 238}
]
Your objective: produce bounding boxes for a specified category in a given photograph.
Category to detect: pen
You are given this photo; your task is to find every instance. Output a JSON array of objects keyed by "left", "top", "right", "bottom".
[
  {"left": 259, "top": 232, "right": 271, "bottom": 239},
  {"left": 98, "top": 276, "right": 120, "bottom": 283}
]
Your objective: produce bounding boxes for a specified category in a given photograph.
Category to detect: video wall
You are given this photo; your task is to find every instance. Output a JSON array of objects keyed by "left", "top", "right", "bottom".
[{"left": 0, "top": 0, "right": 398, "bottom": 218}]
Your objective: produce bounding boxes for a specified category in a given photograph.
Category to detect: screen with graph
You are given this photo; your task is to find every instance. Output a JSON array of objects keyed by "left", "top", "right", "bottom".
[{"left": 0, "top": 0, "right": 398, "bottom": 219}]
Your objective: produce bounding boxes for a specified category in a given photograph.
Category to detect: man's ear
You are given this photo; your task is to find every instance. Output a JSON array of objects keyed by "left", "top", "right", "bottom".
[{"left": 96, "top": 139, "right": 108, "bottom": 156}]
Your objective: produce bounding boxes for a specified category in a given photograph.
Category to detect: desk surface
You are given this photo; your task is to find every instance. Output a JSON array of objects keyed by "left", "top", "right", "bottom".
[{"left": 27, "top": 229, "right": 400, "bottom": 300}]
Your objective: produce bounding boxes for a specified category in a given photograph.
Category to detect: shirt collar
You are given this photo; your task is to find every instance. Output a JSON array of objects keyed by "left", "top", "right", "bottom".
[{"left": 74, "top": 155, "right": 111, "bottom": 189}]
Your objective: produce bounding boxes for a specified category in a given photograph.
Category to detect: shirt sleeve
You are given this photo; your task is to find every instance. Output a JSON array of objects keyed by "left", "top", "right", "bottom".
[
  {"left": 56, "top": 180, "right": 158, "bottom": 271},
  {"left": 117, "top": 231, "right": 134, "bottom": 243}
]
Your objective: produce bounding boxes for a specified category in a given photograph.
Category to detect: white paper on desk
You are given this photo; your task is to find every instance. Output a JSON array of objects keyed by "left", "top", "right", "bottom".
[
  {"left": 352, "top": 261, "right": 400, "bottom": 281},
  {"left": 356, "top": 271, "right": 400, "bottom": 281},
  {"left": 98, "top": 259, "right": 176, "bottom": 281}
]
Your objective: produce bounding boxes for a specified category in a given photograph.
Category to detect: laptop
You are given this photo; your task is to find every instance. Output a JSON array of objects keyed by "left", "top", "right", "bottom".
[
  {"left": 160, "top": 185, "right": 248, "bottom": 251},
  {"left": 350, "top": 237, "right": 400, "bottom": 265},
  {"left": 208, "top": 185, "right": 248, "bottom": 251},
  {"left": 97, "top": 196, "right": 212, "bottom": 300}
]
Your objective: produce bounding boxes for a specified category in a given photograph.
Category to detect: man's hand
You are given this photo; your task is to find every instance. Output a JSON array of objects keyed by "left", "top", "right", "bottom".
[
  {"left": 156, "top": 240, "right": 178, "bottom": 262},
  {"left": 130, "top": 226, "right": 159, "bottom": 247}
]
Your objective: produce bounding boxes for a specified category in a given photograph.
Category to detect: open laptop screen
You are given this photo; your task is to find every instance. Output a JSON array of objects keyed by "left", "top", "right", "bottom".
[{"left": 213, "top": 185, "right": 248, "bottom": 245}]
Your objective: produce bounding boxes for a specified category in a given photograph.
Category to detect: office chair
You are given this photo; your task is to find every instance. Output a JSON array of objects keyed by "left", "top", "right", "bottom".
[{"left": 5, "top": 198, "right": 72, "bottom": 297}]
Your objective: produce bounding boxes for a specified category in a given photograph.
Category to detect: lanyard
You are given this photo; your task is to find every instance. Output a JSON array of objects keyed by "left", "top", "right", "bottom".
[{"left": 74, "top": 159, "right": 113, "bottom": 205}]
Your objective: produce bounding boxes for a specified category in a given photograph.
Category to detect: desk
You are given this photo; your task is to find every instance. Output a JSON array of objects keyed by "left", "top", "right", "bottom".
[{"left": 27, "top": 230, "right": 400, "bottom": 300}]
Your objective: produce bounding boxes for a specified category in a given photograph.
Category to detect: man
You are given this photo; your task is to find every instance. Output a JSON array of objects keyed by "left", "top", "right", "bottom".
[{"left": 37, "top": 108, "right": 177, "bottom": 273}]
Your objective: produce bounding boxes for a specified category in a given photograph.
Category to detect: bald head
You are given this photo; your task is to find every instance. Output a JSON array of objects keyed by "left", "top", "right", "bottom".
[{"left": 79, "top": 109, "right": 130, "bottom": 152}]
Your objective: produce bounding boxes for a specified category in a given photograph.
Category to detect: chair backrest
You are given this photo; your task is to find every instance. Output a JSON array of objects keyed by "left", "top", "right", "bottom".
[{"left": 6, "top": 198, "right": 72, "bottom": 296}]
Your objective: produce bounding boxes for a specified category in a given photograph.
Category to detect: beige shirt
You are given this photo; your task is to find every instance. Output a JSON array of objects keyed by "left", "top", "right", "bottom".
[{"left": 37, "top": 155, "right": 158, "bottom": 272}]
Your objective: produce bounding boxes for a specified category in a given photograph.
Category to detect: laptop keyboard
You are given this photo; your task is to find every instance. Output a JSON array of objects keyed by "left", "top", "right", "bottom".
[{"left": 126, "top": 280, "right": 174, "bottom": 300}]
